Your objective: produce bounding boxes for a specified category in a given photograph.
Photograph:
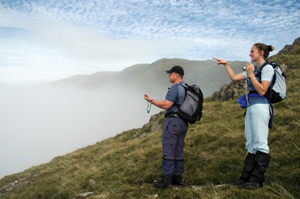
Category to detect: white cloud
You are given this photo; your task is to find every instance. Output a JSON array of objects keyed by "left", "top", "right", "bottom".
[
  {"left": 0, "top": 83, "right": 161, "bottom": 178},
  {"left": 0, "top": 0, "right": 299, "bottom": 83},
  {"left": 0, "top": 13, "right": 187, "bottom": 82}
]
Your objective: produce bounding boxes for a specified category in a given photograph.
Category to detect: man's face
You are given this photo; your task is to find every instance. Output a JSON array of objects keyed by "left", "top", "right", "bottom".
[{"left": 168, "top": 72, "right": 177, "bottom": 83}]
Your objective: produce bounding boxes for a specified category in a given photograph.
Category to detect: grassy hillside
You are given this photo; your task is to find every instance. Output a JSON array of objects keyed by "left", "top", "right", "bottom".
[{"left": 0, "top": 46, "right": 299, "bottom": 199}]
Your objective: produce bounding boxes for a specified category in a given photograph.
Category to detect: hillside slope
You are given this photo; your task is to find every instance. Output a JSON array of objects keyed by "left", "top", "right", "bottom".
[{"left": 1, "top": 39, "right": 299, "bottom": 199}]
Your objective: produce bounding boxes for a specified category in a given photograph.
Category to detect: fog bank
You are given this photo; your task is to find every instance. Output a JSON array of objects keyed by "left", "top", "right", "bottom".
[{"left": 0, "top": 84, "right": 160, "bottom": 179}]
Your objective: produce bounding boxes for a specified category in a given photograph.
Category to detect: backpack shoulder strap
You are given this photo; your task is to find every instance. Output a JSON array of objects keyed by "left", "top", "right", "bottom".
[
  {"left": 256, "top": 62, "right": 269, "bottom": 76},
  {"left": 258, "top": 62, "right": 269, "bottom": 72},
  {"left": 257, "top": 62, "right": 276, "bottom": 88},
  {"left": 174, "top": 82, "right": 187, "bottom": 108},
  {"left": 179, "top": 82, "right": 189, "bottom": 88}
]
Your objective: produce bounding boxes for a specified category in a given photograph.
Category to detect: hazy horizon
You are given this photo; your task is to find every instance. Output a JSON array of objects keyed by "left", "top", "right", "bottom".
[{"left": 0, "top": 83, "right": 161, "bottom": 179}]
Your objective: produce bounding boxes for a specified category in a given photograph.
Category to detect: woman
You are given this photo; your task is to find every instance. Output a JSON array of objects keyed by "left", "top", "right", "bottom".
[{"left": 213, "top": 43, "right": 275, "bottom": 189}]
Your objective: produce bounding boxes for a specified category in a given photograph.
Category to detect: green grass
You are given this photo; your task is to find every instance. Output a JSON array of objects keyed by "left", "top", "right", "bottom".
[{"left": 1, "top": 46, "right": 300, "bottom": 198}]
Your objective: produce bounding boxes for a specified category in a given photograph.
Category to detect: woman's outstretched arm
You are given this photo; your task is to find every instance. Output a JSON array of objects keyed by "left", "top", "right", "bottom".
[{"left": 213, "top": 57, "right": 246, "bottom": 82}]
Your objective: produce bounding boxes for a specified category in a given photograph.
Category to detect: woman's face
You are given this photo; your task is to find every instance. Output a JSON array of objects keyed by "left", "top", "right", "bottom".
[{"left": 249, "top": 45, "right": 263, "bottom": 62}]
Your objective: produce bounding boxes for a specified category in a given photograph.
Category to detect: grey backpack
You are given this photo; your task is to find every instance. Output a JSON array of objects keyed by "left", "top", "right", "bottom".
[{"left": 175, "top": 83, "right": 203, "bottom": 124}]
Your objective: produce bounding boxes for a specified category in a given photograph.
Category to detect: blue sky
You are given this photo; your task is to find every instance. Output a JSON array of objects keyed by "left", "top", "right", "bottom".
[{"left": 0, "top": 0, "right": 299, "bottom": 83}]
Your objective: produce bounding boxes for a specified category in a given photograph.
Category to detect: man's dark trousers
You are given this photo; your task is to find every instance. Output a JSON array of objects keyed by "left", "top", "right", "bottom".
[{"left": 161, "top": 117, "right": 188, "bottom": 177}]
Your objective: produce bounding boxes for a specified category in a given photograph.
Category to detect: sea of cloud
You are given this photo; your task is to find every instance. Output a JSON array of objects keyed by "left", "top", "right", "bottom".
[{"left": 0, "top": 83, "right": 160, "bottom": 179}]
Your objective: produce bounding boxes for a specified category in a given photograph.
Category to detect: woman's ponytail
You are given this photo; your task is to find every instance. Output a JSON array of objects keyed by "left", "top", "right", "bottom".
[{"left": 267, "top": 45, "right": 275, "bottom": 52}]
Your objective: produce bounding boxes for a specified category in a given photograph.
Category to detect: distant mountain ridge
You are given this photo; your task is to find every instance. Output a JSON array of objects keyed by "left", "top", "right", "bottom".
[
  {"left": 52, "top": 36, "right": 300, "bottom": 98},
  {"left": 52, "top": 58, "right": 247, "bottom": 97}
]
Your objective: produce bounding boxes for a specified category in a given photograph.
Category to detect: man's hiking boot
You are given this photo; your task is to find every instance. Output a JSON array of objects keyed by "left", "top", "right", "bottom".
[
  {"left": 233, "top": 178, "right": 247, "bottom": 186},
  {"left": 172, "top": 175, "right": 184, "bottom": 186},
  {"left": 242, "top": 179, "right": 263, "bottom": 190},
  {"left": 153, "top": 176, "right": 172, "bottom": 189}
]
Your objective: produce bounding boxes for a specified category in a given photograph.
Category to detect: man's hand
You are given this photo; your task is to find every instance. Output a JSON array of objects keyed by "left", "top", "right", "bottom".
[
  {"left": 144, "top": 94, "right": 152, "bottom": 102},
  {"left": 144, "top": 94, "right": 173, "bottom": 110}
]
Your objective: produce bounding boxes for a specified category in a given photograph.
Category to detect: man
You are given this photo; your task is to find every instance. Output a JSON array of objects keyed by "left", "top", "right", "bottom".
[{"left": 144, "top": 65, "right": 189, "bottom": 189}]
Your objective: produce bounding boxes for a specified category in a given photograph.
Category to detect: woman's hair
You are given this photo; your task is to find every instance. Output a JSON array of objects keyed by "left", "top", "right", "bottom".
[{"left": 254, "top": 43, "right": 275, "bottom": 60}]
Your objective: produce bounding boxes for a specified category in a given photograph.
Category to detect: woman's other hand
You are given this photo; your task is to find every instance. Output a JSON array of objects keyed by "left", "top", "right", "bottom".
[{"left": 245, "top": 63, "right": 255, "bottom": 75}]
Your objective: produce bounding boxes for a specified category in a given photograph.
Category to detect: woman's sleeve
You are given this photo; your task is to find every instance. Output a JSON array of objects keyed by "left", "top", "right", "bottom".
[
  {"left": 242, "top": 71, "right": 248, "bottom": 79},
  {"left": 261, "top": 64, "right": 274, "bottom": 82}
]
